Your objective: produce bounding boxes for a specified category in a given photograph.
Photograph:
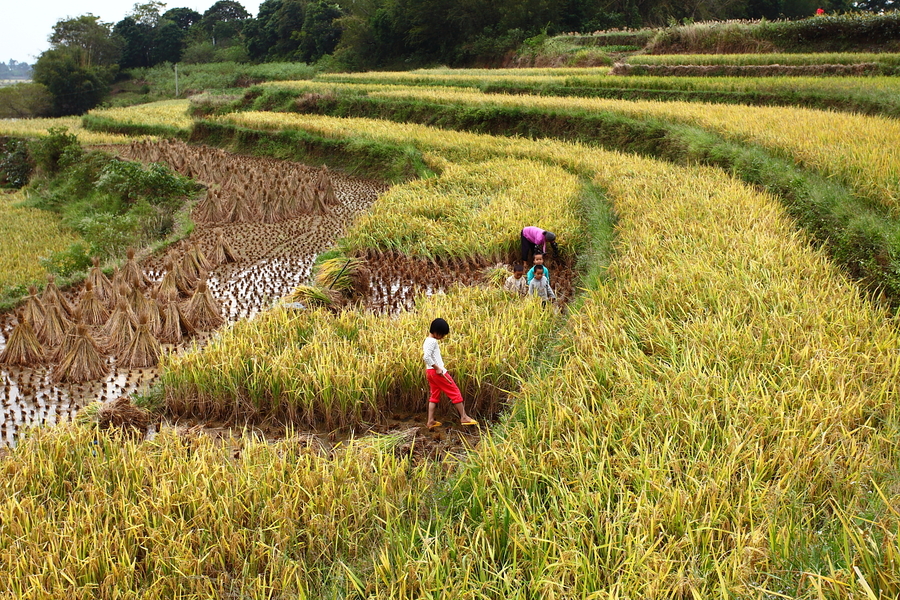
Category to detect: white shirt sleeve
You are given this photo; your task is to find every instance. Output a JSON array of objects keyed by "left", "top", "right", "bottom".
[{"left": 423, "top": 337, "right": 444, "bottom": 370}]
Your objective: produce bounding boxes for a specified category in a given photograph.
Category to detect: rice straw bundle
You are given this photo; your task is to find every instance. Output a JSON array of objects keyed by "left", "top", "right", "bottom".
[
  {"left": 186, "top": 280, "right": 224, "bottom": 329},
  {"left": 193, "top": 189, "right": 225, "bottom": 223},
  {"left": 97, "top": 396, "right": 151, "bottom": 434},
  {"left": 140, "top": 291, "right": 163, "bottom": 336},
  {"left": 154, "top": 258, "right": 180, "bottom": 302},
  {"left": 315, "top": 257, "right": 367, "bottom": 294},
  {"left": 159, "top": 301, "right": 196, "bottom": 344},
  {"left": 0, "top": 314, "right": 45, "bottom": 366},
  {"left": 88, "top": 257, "right": 114, "bottom": 306},
  {"left": 104, "top": 296, "right": 136, "bottom": 354},
  {"left": 38, "top": 303, "right": 72, "bottom": 349},
  {"left": 22, "top": 286, "right": 45, "bottom": 335},
  {"left": 51, "top": 324, "right": 108, "bottom": 383},
  {"left": 122, "top": 248, "right": 150, "bottom": 290},
  {"left": 288, "top": 284, "right": 340, "bottom": 308},
  {"left": 174, "top": 256, "right": 198, "bottom": 296},
  {"left": 118, "top": 315, "right": 161, "bottom": 368},
  {"left": 42, "top": 275, "right": 74, "bottom": 318},
  {"left": 79, "top": 282, "right": 110, "bottom": 326},
  {"left": 127, "top": 285, "right": 151, "bottom": 321},
  {"left": 187, "top": 242, "right": 213, "bottom": 273},
  {"left": 314, "top": 167, "right": 335, "bottom": 213},
  {"left": 212, "top": 228, "right": 239, "bottom": 264}
]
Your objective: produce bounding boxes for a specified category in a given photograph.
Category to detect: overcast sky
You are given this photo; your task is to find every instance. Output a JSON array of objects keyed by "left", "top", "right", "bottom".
[{"left": 2, "top": 1, "right": 265, "bottom": 64}]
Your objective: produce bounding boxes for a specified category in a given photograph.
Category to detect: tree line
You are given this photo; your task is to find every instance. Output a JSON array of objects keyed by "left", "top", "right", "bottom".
[{"left": 17, "top": 0, "right": 900, "bottom": 116}]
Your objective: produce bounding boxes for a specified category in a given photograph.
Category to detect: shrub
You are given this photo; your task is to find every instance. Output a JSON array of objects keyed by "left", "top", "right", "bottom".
[
  {"left": 0, "top": 138, "right": 33, "bottom": 188},
  {"left": 39, "top": 242, "right": 93, "bottom": 277}
]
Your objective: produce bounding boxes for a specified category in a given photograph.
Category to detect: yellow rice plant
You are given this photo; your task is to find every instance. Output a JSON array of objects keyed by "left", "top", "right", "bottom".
[
  {"left": 0, "top": 424, "right": 429, "bottom": 599},
  {"left": 342, "top": 158, "right": 583, "bottom": 260},
  {"left": 0, "top": 117, "right": 137, "bottom": 145},
  {"left": 364, "top": 157, "right": 900, "bottom": 598},
  {"left": 0, "top": 192, "right": 80, "bottom": 290},
  {"left": 86, "top": 99, "right": 193, "bottom": 131},
  {"left": 162, "top": 285, "right": 556, "bottom": 428}
]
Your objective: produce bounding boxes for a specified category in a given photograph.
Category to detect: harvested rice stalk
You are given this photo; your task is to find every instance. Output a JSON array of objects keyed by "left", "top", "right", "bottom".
[
  {"left": 38, "top": 303, "right": 71, "bottom": 349},
  {"left": 88, "top": 257, "right": 114, "bottom": 307},
  {"left": 315, "top": 256, "right": 368, "bottom": 294},
  {"left": 186, "top": 280, "right": 224, "bottom": 329},
  {"left": 22, "top": 286, "right": 45, "bottom": 335},
  {"left": 141, "top": 291, "right": 164, "bottom": 336},
  {"left": 154, "top": 259, "right": 179, "bottom": 302},
  {"left": 119, "top": 315, "right": 161, "bottom": 368},
  {"left": 174, "top": 255, "right": 198, "bottom": 296},
  {"left": 51, "top": 324, "right": 108, "bottom": 383},
  {"left": 42, "top": 275, "right": 74, "bottom": 318},
  {"left": 212, "top": 228, "right": 238, "bottom": 264},
  {"left": 122, "top": 248, "right": 150, "bottom": 290},
  {"left": 104, "top": 296, "right": 136, "bottom": 354},
  {"left": 187, "top": 242, "right": 213, "bottom": 272},
  {"left": 288, "top": 284, "right": 340, "bottom": 308},
  {"left": 97, "top": 396, "right": 151, "bottom": 435},
  {"left": 159, "top": 300, "right": 196, "bottom": 344},
  {"left": 79, "top": 282, "right": 110, "bottom": 326},
  {"left": 0, "top": 314, "right": 45, "bottom": 366},
  {"left": 483, "top": 263, "right": 511, "bottom": 288}
]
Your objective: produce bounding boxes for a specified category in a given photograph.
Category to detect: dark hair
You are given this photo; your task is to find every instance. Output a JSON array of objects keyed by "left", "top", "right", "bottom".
[
  {"left": 429, "top": 318, "right": 450, "bottom": 336},
  {"left": 533, "top": 251, "right": 544, "bottom": 258},
  {"left": 543, "top": 231, "right": 556, "bottom": 242},
  {"left": 534, "top": 265, "right": 544, "bottom": 273},
  {"left": 513, "top": 263, "right": 524, "bottom": 272}
]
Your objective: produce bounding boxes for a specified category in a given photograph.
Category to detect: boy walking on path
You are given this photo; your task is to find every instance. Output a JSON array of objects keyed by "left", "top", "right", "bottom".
[{"left": 423, "top": 318, "right": 478, "bottom": 428}]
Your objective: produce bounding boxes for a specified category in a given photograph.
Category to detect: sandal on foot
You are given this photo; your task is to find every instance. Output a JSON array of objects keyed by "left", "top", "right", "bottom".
[
  {"left": 427, "top": 421, "right": 442, "bottom": 429},
  {"left": 460, "top": 419, "right": 478, "bottom": 426}
]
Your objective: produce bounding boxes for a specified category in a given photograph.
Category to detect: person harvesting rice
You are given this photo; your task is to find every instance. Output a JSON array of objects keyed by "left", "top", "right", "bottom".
[
  {"left": 423, "top": 318, "right": 477, "bottom": 429},
  {"left": 520, "top": 226, "right": 559, "bottom": 263}
]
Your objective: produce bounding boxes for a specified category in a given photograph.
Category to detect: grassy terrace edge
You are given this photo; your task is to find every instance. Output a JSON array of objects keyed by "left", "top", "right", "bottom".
[{"left": 197, "top": 86, "right": 900, "bottom": 305}]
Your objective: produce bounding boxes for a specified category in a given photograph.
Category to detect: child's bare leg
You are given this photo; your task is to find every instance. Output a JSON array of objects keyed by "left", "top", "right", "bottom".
[
  {"left": 426, "top": 402, "right": 439, "bottom": 428},
  {"left": 455, "top": 402, "right": 476, "bottom": 424}
]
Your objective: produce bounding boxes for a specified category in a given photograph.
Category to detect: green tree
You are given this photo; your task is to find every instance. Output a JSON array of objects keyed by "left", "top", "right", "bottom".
[
  {"left": 297, "top": 1, "right": 343, "bottom": 61},
  {"left": 161, "top": 7, "right": 203, "bottom": 30},
  {"left": 32, "top": 50, "right": 110, "bottom": 116},
  {"left": 0, "top": 83, "right": 52, "bottom": 118},
  {"left": 48, "top": 14, "right": 122, "bottom": 68},
  {"left": 114, "top": 16, "right": 155, "bottom": 68},
  {"left": 202, "top": 0, "right": 251, "bottom": 44}
]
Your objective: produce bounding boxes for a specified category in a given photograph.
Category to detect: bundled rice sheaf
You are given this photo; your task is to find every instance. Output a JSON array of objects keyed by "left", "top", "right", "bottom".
[
  {"left": 313, "top": 167, "right": 336, "bottom": 213},
  {"left": 51, "top": 324, "right": 108, "bottom": 384},
  {"left": 193, "top": 189, "right": 226, "bottom": 223},
  {"left": 88, "top": 257, "right": 115, "bottom": 307},
  {"left": 104, "top": 296, "right": 136, "bottom": 354},
  {"left": 79, "top": 282, "right": 110, "bottom": 326},
  {"left": 121, "top": 248, "right": 151, "bottom": 290},
  {"left": 159, "top": 300, "right": 197, "bottom": 344},
  {"left": 119, "top": 315, "right": 161, "bottom": 368},
  {"left": 22, "top": 286, "right": 46, "bottom": 335},
  {"left": 483, "top": 263, "right": 512, "bottom": 288},
  {"left": 315, "top": 256, "right": 369, "bottom": 295},
  {"left": 96, "top": 396, "right": 151, "bottom": 435},
  {"left": 212, "top": 228, "right": 239, "bottom": 265},
  {"left": 141, "top": 291, "right": 164, "bottom": 336},
  {"left": 288, "top": 284, "right": 340, "bottom": 308},
  {"left": 186, "top": 280, "right": 224, "bottom": 330},
  {"left": 187, "top": 242, "right": 213, "bottom": 273},
  {"left": 42, "top": 275, "right": 74, "bottom": 318},
  {"left": 174, "top": 256, "right": 199, "bottom": 296},
  {"left": 127, "top": 285, "right": 152, "bottom": 321},
  {"left": 38, "top": 303, "right": 72, "bottom": 349},
  {"left": 0, "top": 314, "right": 45, "bottom": 366},
  {"left": 154, "top": 258, "right": 180, "bottom": 302}
]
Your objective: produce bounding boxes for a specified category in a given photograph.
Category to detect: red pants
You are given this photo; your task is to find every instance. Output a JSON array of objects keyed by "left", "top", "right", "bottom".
[{"left": 426, "top": 369, "right": 464, "bottom": 404}]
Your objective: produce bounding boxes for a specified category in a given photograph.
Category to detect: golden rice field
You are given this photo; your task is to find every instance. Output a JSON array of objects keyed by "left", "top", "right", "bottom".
[
  {"left": 341, "top": 158, "right": 584, "bottom": 259},
  {"left": 163, "top": 286, "right": 557, "bottom": 427},
  {"left": 0, "top": 116, "right": 136, "bottom": 145},
  {"left": 0, "top": 191, "right": 79, "bottom": 290},
  {"left": 4, "top": 70, "right": 900, "bottom": 597},
  {"left": 86, "top": 99, "right": 193, "bottom": 132},
  {"left": 261, "top": 81, "right": 900, "bottom": 214},
  {"left": 318, "top": 68, "right": 900, "bottom": 96}
]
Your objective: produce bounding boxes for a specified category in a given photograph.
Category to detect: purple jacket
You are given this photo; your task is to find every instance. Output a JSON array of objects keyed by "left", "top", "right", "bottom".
[{"left": 522, "top": 226, "right": 547, "bottom": 251}]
